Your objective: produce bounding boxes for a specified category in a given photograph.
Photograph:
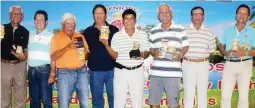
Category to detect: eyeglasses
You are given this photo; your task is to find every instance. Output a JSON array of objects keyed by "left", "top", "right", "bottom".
[
  {"left": 237, "top": 12, "right": 249, "bottom": 16},
  {"left": 11, "top": 13, "right": 22, "bottom": 16},
  {"left": 192, "top": 13, "right": 203, "bottom": 17}
]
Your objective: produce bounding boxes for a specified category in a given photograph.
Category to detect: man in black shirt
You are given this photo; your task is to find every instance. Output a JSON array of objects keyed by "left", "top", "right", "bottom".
[
  {"left": 1, "top": 6, "right": 29, "bottom": 108},
  {"left": 83, "top": 4, "right": 119, "bottom": 108}
]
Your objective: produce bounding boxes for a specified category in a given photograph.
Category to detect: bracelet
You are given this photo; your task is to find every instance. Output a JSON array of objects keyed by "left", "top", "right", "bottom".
[{"left": 50, "top": 72, "right": 55, "bottom": 76}]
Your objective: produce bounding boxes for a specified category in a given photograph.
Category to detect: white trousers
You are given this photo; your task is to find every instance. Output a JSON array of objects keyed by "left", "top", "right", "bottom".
[
  {"left": 114, "top": 67, "right": 144, "bottom": 108},
  {"left": 182, "top": 60, "right": 210, "bottom": 108},
  {"left": 220, "top": 60, "right": 253, "bottom": 108}
]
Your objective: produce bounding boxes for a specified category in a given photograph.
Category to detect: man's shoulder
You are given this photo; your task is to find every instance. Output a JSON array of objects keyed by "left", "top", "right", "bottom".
[
  {"left": 247, "top": 26, "right": 255, "bottom": 32},
  {"left": 109, "top": 24, "right": 119, "bottom": 33},
  {"left": 19, "top": 25, "right": 29, "bottom": 33}
]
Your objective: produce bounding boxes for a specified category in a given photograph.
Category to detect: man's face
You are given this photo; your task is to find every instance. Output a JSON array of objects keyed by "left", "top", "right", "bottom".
[
  {"left": 191, "top": 8, "right": 204, "bottom": 25},
  {"left": 34, "top": 14, "right": 47, "bottom": 31},
  {"left": 93, "top": 7, "right": 107, "bottom": 24},
  {"left": 236, "top": 7, "right": 250, "bottom": 24},
  {"left": 9, "top": 7, "right": 23, "bottom": 25},
  {"left": 123, "top": 14, "right": 136, "bottom": 30},
  {"left": 62, "top": 19, "right": 75, "bottom": 36},
  {"left": 158, "top": 5, "right": 172, "bottom": 24}
]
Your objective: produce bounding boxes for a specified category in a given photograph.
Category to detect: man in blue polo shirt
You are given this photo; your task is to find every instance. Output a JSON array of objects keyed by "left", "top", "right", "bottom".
[
  {"left": 219, "top": 4, "right": 255, "bottom": 108},
  {"left": 27, "top": 10, "right": 55, "bottom": 108},
  {"left": 82, "top": 4, "right": 119, "bottom": 108}
]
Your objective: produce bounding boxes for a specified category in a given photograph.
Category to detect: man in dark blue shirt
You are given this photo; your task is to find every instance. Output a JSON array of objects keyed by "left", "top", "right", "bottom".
[
  {"left": 83, "top": 4, "right": 119, "bottom": 108},
  {"left": 1, "top": 6, "right": 29, "bottom": 108}
]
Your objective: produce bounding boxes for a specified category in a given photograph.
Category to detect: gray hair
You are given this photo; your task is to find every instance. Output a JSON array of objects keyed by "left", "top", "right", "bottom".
[
  {"left": 9, "top": 6, "right": 23, "bottom": 14},
  {"left": 157, "top": 3, "right": 172, "bottom": 14},
  {"left": 61, "top": 13, "right": 76, "bottom": 23}
]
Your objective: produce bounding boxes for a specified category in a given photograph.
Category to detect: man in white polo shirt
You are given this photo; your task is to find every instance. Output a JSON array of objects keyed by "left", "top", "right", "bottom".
[
  {"left": 148, "top": 4, "right": 189, "bottom": 108},
  {"left": 27, "top": 10, "right": 55, "bottom": 108},
  {"left": 183, "top": 6, "right": 216, "bottom": 108},
  {"left": 100, "top": 9, "right": 150, "bottom": 108}
]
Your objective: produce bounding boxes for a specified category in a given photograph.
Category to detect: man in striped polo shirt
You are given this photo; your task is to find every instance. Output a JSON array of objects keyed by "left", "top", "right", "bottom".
[
  {"left": 27, "top": 10, "right": 55, "bottom": 108},
  {"left": 100, "top": 9, "right": 150, "bottom": 108},
  {"left": 148, "top": 4, "right": 189, "bottom": 108},
  {"left": 183, "top": 6, "right": 216, "bottom": 108}
]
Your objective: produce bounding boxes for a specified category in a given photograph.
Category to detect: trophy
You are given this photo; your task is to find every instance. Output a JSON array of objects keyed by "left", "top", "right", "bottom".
[
  {"left": 75, "top": 37, "right": 85, "bottom": 60},
  {"left": 0, "top": 25, "right": 4, "bottom": 39},
  {"left": 164, "top": 44, "right": 176, "bottom": 61},
  {"left": 229, "top": 40, "right": 240, "bottom": 58},
  {"left": 231, "top": 40, "right": 240, "bottom": 51},
  {"left": 240, "top": 42, "right": 249, "bottom": 60},
  {"left": 159, "top": 39, "right": 168, "bottom": 58},
  {"left": 99, "top": 26, "right": 110, "bottom": 39},
  {"left": 242, "top": 42, "right": 249, "bottom": 51},
  {"left": 129, "top": 41, "right": 141, "bottom": 59}
]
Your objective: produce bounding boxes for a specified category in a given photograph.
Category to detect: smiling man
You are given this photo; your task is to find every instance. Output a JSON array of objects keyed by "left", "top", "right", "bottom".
[
  {"left": 219, "top": 4, "right": 255, "bottom": 108},
  {"left": 27, "top": 10, "right": 55, "bottom": 108},
  {"left": 100, "top": 9, "right": 150, "bottom": 108},
  {"left": 1, "top": 5, "right": 29, "bottom": 108},
  {"left": 50, "top": 13, "right": 90, "bottom": 108},
  {"left": 183, "top": 6, "right": 216, "bottom": 108},
  {"left": 82, "top": 4, "right": 119, "bottom": 108}
]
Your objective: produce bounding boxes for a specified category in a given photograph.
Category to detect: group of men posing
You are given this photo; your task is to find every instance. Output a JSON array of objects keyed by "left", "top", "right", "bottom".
[{"left": 1, "top": 3, "right": 255, "bottom": 108}]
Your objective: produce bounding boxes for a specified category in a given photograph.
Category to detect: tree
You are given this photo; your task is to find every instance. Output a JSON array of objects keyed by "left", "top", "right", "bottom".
[
  {"left": 78, "top": 29, "right": 85, "bottom": 34},
  {"left": 143, "top": 24, "right": 156, "bottom": 34},
  {"left": 52, "top": 28, "right": 61, "bottom": 34}
]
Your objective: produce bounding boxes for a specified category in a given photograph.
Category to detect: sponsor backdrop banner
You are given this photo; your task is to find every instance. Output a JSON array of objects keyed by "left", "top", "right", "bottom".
[{"left": 1, "top": 1, "right": 255, "bottom": 108}]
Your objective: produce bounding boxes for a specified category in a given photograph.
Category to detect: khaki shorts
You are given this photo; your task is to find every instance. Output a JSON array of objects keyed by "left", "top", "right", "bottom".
[{"left": 148, "top": 75, "right": 181, "bottom": 107}]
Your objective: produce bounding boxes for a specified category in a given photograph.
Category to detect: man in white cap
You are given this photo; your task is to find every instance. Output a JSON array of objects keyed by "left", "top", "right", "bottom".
[{"left": 50, "top": 13, "right": 90, "bottom": 108}]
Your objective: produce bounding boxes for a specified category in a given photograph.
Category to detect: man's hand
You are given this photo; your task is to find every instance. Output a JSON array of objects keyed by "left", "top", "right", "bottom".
[
  {"left": 11, "top": 50, "right": 26, "bottom": 60},
  {"left": 231, "top": 49, "right": 246, "bottom": 57},
  {"left": 48, "top": 73, "right": 55, "bottom": 84},
  {"left": 150, "top": 49, "right": 162, "bottom": 59},
  {"left": 100, "top": 39, "right": 109, "bottom": 47},
  {"left": 173, "top": 53, "right": 182, "bottom": 61},
  {"left": 66, "top": 42, "right": 76, "bottom": 50}
]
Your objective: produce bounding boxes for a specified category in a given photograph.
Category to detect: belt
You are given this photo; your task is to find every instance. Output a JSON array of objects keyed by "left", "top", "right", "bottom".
[
  {"left": 1, "top": 59, "right": 21, "bottom": 65},
  {"left": 115, "top": 62, "right": 143, "bottom": 70},
  {"left": 29, "top": 64, "right": 50, "bottom": 69},
  {"left": 228, "top": 58, "right": 252, "bottom": 62},
  {"left": 183, "top": 57, "right": 209, "bottom": 62}
]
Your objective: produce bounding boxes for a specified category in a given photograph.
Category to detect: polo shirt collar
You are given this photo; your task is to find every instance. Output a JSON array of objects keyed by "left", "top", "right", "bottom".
[
  {"left": 233, "top": 23, "right": 249, "bottom": 34},
  {"left": 121, "top": 26, "right": 138, "bottom": 37},
  {"left": 189, "top": 23, "right": 205, "bottom": 30},
  {"left": 157, "top": 21, "right": 176, "bottom": 30},
  {"left": 92, "top": 21, "right": 110, "bottom": 28},
  {"left": 7, "top": 22, "right": 22, "bottom": 30}
]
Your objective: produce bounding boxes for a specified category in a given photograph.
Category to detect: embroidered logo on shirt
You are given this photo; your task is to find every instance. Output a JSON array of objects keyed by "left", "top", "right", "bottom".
[{"left": 244, "top": 34, "right": 248, "bottom": 38}]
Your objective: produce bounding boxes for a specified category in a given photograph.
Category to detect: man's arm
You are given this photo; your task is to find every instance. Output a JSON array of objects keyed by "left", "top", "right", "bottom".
[
  {"left": 11, "top": 49, "right": 27, "bottom": 61},
  {"left": 48, "top": 60, "right": 56, "bottom": 84},
  {"left": 219, "top": 44, "right": 229, "bottom": 56},
  {"left": 246, "top": 48, "right": 255, "bottom": 56},
  {"left": 51, "top": 43, "right": 75, "bottom": 61},
  {"left": 100, "top": 39, "right": 118, "bottom": 59},
  {"left": 141, "top": 51, "right": 150, "bottom": 59}
]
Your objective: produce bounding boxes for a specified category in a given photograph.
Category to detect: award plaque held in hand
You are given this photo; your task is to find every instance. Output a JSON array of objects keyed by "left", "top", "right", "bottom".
[
  {"left": 129, "top": 41, "right": 141, "bottom": 59},
  {"left": 229, "top": 40, "right": 240, "bottom": 58},
  {"left": 164, "top": 46, "right": 176, "bottom": 61}
]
